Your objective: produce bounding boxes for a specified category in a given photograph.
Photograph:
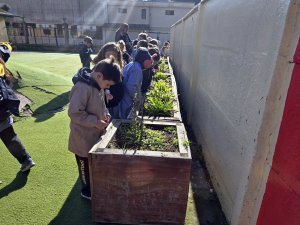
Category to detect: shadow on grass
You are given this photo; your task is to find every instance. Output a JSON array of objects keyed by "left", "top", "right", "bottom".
[
  {"left": 48, "top": 179, "right": 95, "bottom": 225},
  {"left": 33, "top": 91, "right": 70, "bottom": 123},
  {"left": 49, "top": 179, "right": 132, "bottom": 225},
  {"left": 0, "top": 171, "right": 30, "bottom": 199}
]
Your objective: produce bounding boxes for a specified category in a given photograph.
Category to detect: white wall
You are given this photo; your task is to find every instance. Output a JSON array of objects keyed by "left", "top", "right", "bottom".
[
  {"left": 107, "top": 4, "right": 149, "bottom": 25},
  {"left": 170, "top": 0, "right": 300, "bottom": 224},
  {"left": 150, "top": 6, "right": 194, "bottom": 29}
]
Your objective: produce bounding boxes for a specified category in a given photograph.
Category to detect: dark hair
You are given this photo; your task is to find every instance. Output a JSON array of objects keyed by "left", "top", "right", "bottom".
[
  {"left": 116, "top": 23, "right": 129, "bottom": 33},
  {"left": 93, "top": 57, "right": 121, "bottom": 84},
  {"left": 132, "top": 39, "right": 138, "bottom": 47},
  {"left": 93, "top": 42, "right": 123, "bottom": 69},
  {"left": 149, "top": 39, "right": 158, "bottom": 46},
  {"left": 149, "top": 47, "right": 160, "bottom": 62},
  {"left": 137, "top": 40, "right": 148, "bottom": 48},
  {"left": 84, "top": 36, "right": 93, "bottom": 44},
  {"left": 138, "top": 32, "right": 148, "bottom": 40}
]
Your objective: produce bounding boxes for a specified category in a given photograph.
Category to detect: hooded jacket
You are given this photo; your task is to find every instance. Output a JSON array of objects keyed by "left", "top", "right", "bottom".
[{"left": 68, "top": 68, "right": 109, "bottom": 157}]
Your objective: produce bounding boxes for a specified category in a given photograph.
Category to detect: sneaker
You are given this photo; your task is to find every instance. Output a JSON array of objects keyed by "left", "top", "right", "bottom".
[
  {"left": 81, "top": 190, "right": 91, "bottom": 200},
  {"left": 20, "top": 157, "right": 36, "bottom": 172}
]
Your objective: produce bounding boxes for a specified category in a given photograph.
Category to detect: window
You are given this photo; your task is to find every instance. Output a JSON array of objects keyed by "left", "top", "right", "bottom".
[
  {"left": 165, "top": 10, "right": 174, "bottom": 15},
  {"left": 141, "top": 9, "right": 146, "bottom": 19},
  {"left": 118, "top": 8, "right": 127, "bottom": 13}
]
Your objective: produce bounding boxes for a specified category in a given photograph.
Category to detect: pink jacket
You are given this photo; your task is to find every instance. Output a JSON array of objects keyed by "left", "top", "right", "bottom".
[{"left": 68, "top": 82, "right": 108, "bottom": 157}]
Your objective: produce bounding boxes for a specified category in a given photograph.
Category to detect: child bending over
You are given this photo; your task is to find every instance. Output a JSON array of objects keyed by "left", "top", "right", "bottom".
[{"left": 68, "top": 57, "right": 121, "bottom": 200}]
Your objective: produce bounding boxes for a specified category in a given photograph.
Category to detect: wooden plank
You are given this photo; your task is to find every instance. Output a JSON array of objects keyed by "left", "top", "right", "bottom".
[
  {"left": 90, "top": 154, "right": 191, "bottom": 224},
  {"left": 170, "top": 74, "right": 182, "bottom": 122},
  {"left": 177, "top": 123, "right": 191, "bottom": 157}
]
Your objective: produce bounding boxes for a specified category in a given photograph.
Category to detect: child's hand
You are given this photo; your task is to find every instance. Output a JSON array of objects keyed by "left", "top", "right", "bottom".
[
  {"left": 106, "top": 93, "right": 113, "bottom": 103},
  {"left": 105, "top": 89, "right": 113, "bottom": 104},
  {"left": 95, "top": 119, "right": 108, "bottom": 130}
]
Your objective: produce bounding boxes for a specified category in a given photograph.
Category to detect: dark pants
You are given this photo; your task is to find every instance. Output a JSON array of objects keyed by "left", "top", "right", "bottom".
[
  {"left": 0, "top": 125, "right": 29, "bottom": 164},
  {"left": 75, "top": 155, "right": 90, "bottom": 194},
  {"left": 82, "top": 61, "right": 90, "bottom": 69}
]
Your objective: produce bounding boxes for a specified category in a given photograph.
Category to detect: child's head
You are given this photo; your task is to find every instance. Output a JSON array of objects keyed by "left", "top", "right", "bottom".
[
  {"left": 137, "top": 40, "right": 148, "bottom": 49},
  {"left": 149, "top": 39, "right": 159, "bottom": 47},
  {"left": 138, "top": 32, "right": 148, "bottom": 41},
  {"left": 92, "top": 57, "right": 122, "bottom": 89},
  {"left": 117, "top": 40, "right": 126, "bottom": 52},
  {"left": 0, "top": 42, "right": 12, "bottom": 63},
  {"left": 148, "top": 47, "right": 160, "bottom": 63},
  {"left": 84, "top": 36, "right": 93, "bottom": 48},
  {"left": 0, "top": 42, "right": 12, "bottom": 77},
  {"left": 134, "top": 47, "right": 152, "bottom": 69},
  {"left": 93, "top": 42, "right": 123, "bottom": 68},
  {"left": 132, "top": 39, "right": 138, "bottom": 49}
]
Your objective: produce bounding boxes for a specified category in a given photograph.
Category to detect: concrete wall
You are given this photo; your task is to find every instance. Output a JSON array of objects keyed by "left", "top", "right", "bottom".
[{"left": 170, "top": 0, "right": 300, "bottom": 224}]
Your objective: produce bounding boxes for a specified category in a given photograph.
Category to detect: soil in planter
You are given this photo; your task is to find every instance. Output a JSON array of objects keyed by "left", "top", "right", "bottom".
[{"left": 108, "top": 123, "right": 179, "bottom": 152}]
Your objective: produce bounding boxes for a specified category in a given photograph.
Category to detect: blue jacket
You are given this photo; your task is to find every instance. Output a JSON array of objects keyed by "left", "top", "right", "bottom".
[
  {"left": 78, "top": 43, "right": 92, "bottom": 65},
  {"left": 119, "top": 62, "right": 142, "bottom": 119}
]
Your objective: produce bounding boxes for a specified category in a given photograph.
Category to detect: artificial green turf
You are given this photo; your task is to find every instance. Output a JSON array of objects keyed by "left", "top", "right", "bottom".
[
  {"left": 0, "top": 52, "right": 95, "bottom": 225},
  {"left": 0, "top": 52, "right": 200, "bottom": 225}
]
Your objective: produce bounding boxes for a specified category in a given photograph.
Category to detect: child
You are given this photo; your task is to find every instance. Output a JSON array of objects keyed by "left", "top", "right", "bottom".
[
  {"left": 92, "top": 42, "right": 124, "bottom": 119},
  {"left": 141, "top": 47, "right": 160, "bottom": 94},
  {"left": 119, "top": 47, "right": 153, "bottom": 119},
  {"left": 78, "top": 36, "right": 93, "bottom": 68},
  {"left": 117, "top": 40, "right": 131, "bottom": 65},
  {"left": 68, "top": 57, "right": 121, "bottom": 200},
  {"left": 92, "top": 42, "right": 123, "bottom": 69},
  {"left": 0, "top": 43, "right": 35, "bottom": 173}
]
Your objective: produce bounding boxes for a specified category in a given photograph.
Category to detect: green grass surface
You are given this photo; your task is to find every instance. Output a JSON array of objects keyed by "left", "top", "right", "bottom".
[{"left": 0, "top": 52, "right": 199, "bottom": 225}]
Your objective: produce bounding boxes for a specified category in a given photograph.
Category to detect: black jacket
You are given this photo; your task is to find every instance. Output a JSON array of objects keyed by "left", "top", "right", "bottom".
[{"left": 0, "top": 77, "right": 20, "bottom": 121}]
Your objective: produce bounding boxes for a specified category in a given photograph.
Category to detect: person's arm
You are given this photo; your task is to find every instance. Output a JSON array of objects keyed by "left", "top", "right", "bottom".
[
  {"left": 68, "top": 82, "right": 98, "bottom": 128},
  {"left": 126, "top": 65, "right": 143, "bottom": 99}
]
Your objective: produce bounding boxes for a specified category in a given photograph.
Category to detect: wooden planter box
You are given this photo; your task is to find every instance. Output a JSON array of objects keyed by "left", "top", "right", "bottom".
[{"left": 89, "top": 119, "right": 191, "bottom": 224}]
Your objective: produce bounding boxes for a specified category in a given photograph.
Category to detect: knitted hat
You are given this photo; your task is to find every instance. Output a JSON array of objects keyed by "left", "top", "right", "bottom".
[
  {"left": 0, "top": 42, "right": 12, "bottom": 63},
  {"left": 134, "top": 47, "right": 151, "bottom": 68}
]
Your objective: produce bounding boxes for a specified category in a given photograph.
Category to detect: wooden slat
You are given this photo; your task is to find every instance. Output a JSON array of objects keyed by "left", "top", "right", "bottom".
[{"left": 90, "top": 153, "right": 191, "bottom": 224}]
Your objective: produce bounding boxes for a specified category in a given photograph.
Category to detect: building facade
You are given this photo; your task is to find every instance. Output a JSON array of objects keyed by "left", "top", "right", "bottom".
[{"left": 2, "top": 0, "right": 195, "bottom": 47}]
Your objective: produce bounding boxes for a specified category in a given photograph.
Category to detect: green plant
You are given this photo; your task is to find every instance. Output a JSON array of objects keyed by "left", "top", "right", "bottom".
[
  {"left": 112, "top": 124, "right": 178, "bottom": 152},
  {"left": 183, "top": 139, "right": 190, "bottom": 148},
  {"left": 159, "top": 62, "right": 169, "bottom": 73},
  {"left": 153, "top": 71, "right": 169, "bottom": 81},
  {"left": 145, "top": 80, "right": 175, "bottom": 117}
]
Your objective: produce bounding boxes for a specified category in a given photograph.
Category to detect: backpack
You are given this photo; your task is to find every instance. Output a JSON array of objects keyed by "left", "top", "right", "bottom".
[{"left": 0, "top": 77, "right": 20, "bottom": 116}]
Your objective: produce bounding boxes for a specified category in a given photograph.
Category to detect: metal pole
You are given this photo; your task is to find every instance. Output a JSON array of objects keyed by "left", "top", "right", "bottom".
[
  {"left": 54, "top": 28, "right": 59, "bottom": 47},
  {"left": 22, "top": 17, "right": 29, "bottom": 44},
  {"left": 63, "top": 18, "right": 69, "bottom": 46}
]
